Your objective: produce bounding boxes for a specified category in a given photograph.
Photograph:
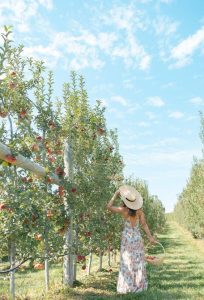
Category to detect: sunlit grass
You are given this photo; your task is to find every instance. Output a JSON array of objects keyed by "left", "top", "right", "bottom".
[{"left": 1, "top": 221, "right": 204, "bottom": 299}]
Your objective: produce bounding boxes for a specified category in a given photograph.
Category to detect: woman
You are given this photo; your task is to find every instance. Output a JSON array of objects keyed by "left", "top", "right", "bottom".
[{"left": 107, "top": 185, "right": 156, "bottom": 294}]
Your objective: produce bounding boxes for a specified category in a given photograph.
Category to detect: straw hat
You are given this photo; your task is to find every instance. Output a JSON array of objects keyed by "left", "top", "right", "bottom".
[{"left": 119, "top": 185, "right": 143, "bottom": 210}]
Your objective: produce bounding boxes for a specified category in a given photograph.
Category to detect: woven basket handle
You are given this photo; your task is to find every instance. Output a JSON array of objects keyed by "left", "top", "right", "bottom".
[{"left": 154, "top": 241, "right": 165, "bottom": 255}]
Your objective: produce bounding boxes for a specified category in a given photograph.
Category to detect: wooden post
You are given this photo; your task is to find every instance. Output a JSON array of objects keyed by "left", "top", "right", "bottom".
[
  {"left": 73, "top": 224, "right": 78, "bottom": 282},
  {"left": 0, "top": 142, "right": 60, "bottom": 184},
  {"left": 114, "top": 250, "right": 117, "bottom": 264},
  {"left": 44, "top": 227, "right": 49, "bottom": 292},
  {"left": 63, "top": 140, "right": 74, "bottom": 286},
  {"left": 108, "top": 248, "right": 111, "bottom": 267},
  {"left": 87, "top": 252, "right": 93, "bottom": 275},
  {"left": 98, "top": 250, "right": 103, "bottom": 272}
]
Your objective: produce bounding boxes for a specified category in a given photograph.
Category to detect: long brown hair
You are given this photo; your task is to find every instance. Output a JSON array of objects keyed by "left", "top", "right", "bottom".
[{"left": 122, "top": 202, "right": 137, "bottom": 217}]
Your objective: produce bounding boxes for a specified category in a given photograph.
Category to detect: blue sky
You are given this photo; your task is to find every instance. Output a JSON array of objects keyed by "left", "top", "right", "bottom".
[{"left": 1, "top": 0, "right": 204, "bottom": 212}]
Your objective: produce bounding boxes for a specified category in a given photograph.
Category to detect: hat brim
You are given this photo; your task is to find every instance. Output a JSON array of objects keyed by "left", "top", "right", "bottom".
[{"left": 119, "top": 185, "right": 143, "bottom": 210}]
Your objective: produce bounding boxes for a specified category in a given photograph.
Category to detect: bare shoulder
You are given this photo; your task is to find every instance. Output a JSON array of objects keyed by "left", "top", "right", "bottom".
[
  {"left": 121, "top": 206, "right": 129, "bottom": 218},
  {"left": 137, "top": 208, "right": 144, "bottom": 218}
]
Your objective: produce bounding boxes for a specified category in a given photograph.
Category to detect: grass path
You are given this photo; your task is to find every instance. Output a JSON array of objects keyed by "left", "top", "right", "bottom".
[{"left": 1, "top": 221, "right": 204, "bottom": 300}]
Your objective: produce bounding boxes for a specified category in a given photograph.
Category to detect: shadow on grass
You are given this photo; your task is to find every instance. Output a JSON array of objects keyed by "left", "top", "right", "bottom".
[
  {"left": 54, "top": 222, "right": 204, "bottom": 300},
  {"left": 2, "top": 222, "right": 204, "bottom": 300}
]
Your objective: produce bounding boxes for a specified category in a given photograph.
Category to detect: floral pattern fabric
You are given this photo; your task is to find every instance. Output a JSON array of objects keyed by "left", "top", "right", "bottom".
[{"left": 117, "top": 219, "right": 148, "bottom": 294}]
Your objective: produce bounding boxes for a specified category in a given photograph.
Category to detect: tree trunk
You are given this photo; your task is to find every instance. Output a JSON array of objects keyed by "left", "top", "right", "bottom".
[
  {"left": 44, "top": 228, "right": 49, "bottom": 292},
  {"left": 63, "top": 140, "right": 74, "bottom": 286},
  {"left": 108, "top": 248, "right": 111, "bottom": 267},
  {"left": 114, "top": 250, "right": 117, "bottom": 263},
  {"left": 98, "top": 250, "right": 103, "bottom": 272},
  {"left": 9, "top": 240, "right": 15, "bottom": 300},
  {"left": 87, "top": 252, "right": 93, "bottom": 275},
  {"left": 73, "top": 224, "right": 78, "bottom": 282},
  {"left": 63, "top": 220, "right": 74, "bottom": 286},
  {"left": 0, "top": 142, "right": 60, "bottom": 184}
]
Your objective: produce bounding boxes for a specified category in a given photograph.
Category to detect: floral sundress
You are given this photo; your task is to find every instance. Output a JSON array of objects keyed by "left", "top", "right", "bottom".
[{"left": 117, "top": 219, "right": 148, "bottom": 294}]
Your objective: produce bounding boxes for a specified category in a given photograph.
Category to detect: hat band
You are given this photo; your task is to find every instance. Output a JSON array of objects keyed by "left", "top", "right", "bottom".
[
  {"left": 125, "top": 197, "right": 136, "bottom": 202},
  {"left": 121, "top": 195, "right": 136, "bottom": 203}
]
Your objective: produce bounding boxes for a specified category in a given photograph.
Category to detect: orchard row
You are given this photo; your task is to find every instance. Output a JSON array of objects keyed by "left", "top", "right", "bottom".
[{"left": 0, "top": 26, "right": 165, "bottom": 297}]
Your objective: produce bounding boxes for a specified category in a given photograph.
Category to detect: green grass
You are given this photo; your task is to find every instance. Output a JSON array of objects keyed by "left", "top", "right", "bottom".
[{"left": 1, "top": 221, "right": 204, "bottom": 299}]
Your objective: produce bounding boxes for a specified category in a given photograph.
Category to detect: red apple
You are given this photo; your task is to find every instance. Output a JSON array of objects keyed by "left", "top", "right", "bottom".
[
  {"left": 47, "top": 148, "right": 52, "bottom": 155},
  {"left": 58, "top": 186, "right": 65, "bottom": 197},
  {"left": 48, "top": 120, "right": 56, "bottom": 129},
  {"left": 8, "top": 81, "right": 16, "bottom": 89},
  {"left": 5, "top": 154, "right": 17, "bottom": 164},
  {"left": 58, "top": 227, "right": 66, "bottom": 236},
  {"left": 46, "top": 177, "right": 52, "bottom": 183},
  {"left": 19, "top": 110, "right": 27, "bottom": 118},
  {"left": 55, "top": 149, "right": 63, "bottom": 155},
  {"left": 36, "top": 136, "right": 43, "bottom": 142},
  {"left": 48, "top": 156, "right": 56, "bottom": 163},
  {"left": 35, "top": 234, "right": 42, "bottom": 241},
  {"left": 32, "top": 214, "right": 37, "bottom": 222},
  {"left": 35, "top": 155, "right": 41, "bottom": 162},
  {"left": 47, "top": 210, "right": 53, "bottom": 218},
  {"left": 32, "top": 143, "right": 39, "bottom": 152},
  {"left": 23, "top": 218, "right": 29, "bottom": 225},
  {"left": 85, "top": 231, "right": 91, "bottom": 237},
  {"left": 55, "top": 166, "right": 65, "bottom": 176},
  {"left": 97, "top": 127, "right": 105, "bottom": 136},
  {"left": 0, "top": 203, "right": 7, "bottom": 210},
  {"left": 71, "top": 187, "right": 77, "bottom": 193},
  {"left": 79, "top": 213, "right": 84, "bottom": 220},
  {"left": 0, "top": 111, "right": 8, "bottom": 118},
  {"left": 77, "top": 255, "right": 86, "bottom": 262},
  {"left": 10, "top": 71, "right": 16, "bottom": 76},
  {"left": 7, "top": 207, "right": 13, "bottom": 213},
  {"left": 21, "top": 177, "right": 27, "bottom": 183},
  {"left": 34, "top": 263, "right": 44, "bottom": 270}
]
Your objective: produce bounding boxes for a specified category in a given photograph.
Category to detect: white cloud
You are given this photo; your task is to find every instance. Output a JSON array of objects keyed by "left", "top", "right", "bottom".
[
  {"left": 170, "top": 26, "right": 204, "bottom": 68},
  {"left": 37, "top": 0, "right": 53, "bottom": 10},
  {"left": 0, "top": 0, "right": 53, "bottom": 33},
  {"left": 0, "top": 1, "right": 152, "bottom": 71},
  {"left": 102, "top": 4, "right": 151, "bottom": 70},
  {"left": 111, "top": 96, "right": 128, "bottom": 106},
  {"left": 127, "top": 104, "right": 141, "bottom": 113},
  {"left": 139, "top": 54, "right": 151, "bottom": 70},
  {"left": 98, "top": 32, "right": 118, "bottom": 52},
  {"left": 110, "top": 32, "right": 151, "bottom": 70},
  {"left": 23, "top": 45, "right": 61, "bottom": 68},
  {"left": 187, "top": 115, "right": 197, "bottom": 121},
  {"left": 154, "top": 16, "right": 179, "bottom": 37},
  {"left": 189, "top": 97, "right": 204, "bottom": 105},
  {"left": 138, "top": 121, "right": 150, "bottom": 127},
  {"left": 147, "top": 96, "right": 165, "bottom": 107},
  {"left": 104, "top": 4, "right": 149, "bottom": 32},
  {"left": 159, "top": 0, "right": 174, "bottom": 3},
  {"left": 99, "top": 99, "right": 108, "bottom": 108},
  {"left": 123, "top": 149, "right": 197, "bottom": 166},
  {"left": 162, "top": 82, "right": 174, "bottom": 88},
  {"left": 169, "top": 111, "right": 184, "bottom": 119},
  {"left": 145, "top": 111, "right": 157, "bottom": 120}
]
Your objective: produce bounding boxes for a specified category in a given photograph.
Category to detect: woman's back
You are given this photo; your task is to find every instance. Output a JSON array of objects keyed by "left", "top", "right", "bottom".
[
  {"left": 122, "top": 208, "right": 140, "bottom": 228},
  {"left": 117, "top": 209, "right": 148, "bottom": 293}
]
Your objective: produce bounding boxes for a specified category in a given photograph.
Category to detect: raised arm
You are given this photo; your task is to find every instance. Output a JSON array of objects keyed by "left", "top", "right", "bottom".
[
  {"left": 107, "top": 190, "right": 125, "bottom": 214},
  {"left": 139, "top": 209, "right": 156, "bottom": 244}
]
